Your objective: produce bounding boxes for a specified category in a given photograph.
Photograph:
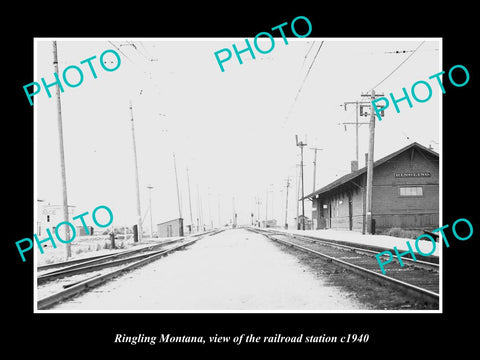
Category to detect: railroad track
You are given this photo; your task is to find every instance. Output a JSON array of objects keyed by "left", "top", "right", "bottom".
[
  {"left": 37, "top": 238, "right": 185, "bottom": 283},
  {"left": 37, "top": 229, "right": 224, "bottom": 310},
  {"left": 248, "top": 228, "right": 439, "bottom": 306}
]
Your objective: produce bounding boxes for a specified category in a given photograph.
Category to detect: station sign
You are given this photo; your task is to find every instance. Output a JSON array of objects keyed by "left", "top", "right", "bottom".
[{"left": 394, "top": 171, "right": 431, "bottom": 178}]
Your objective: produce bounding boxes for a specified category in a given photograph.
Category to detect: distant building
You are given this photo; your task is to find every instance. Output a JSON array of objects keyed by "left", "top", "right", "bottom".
[
  {"left": 262, "top": 219, "right": 277, "bottom": 228},
  {"left": 294, "top": 215, "right": 312, "bottom": 230},
  {"left": 77, "top": 225, "right": 94, "bottom": 236},
  {"left": 302, "top": 142, "right": 439, "bottom": 234},
  {"left": 157, "top": 218, "right": 184, "bottom": 238},
  {"left": 36, "top": 201, "right": 76, "bottom": 237}
]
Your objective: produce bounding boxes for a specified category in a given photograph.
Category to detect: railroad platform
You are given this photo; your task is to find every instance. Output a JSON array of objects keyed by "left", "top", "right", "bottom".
[{"left": 256, "top": 227, "right": 440, "bottom": 258}]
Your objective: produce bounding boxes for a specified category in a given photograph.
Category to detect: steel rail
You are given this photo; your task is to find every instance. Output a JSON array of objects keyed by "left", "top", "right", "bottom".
[
  {"left": 37, "top": 237, "right": 186, "bottom": 272},
  {"left": 37, "top": 230, "right": 223, "bottom": 310},
  {"left": 256, "top": 228, "right": 439, "bottom": 267},
  {"left": 38, "top": 229, "right": 221, "bottom": 275},
  {"left": 253, "top": 230, "right": 439, "bottom": 305},
  {"left": 37, "top": 248, "right": 171, "bottom": 284},
  {"left": 37, "top": 237, "right": 193, "bottom": 282},
  {"left": 290, "top": 233, "right": 438, "bottom": 269}
]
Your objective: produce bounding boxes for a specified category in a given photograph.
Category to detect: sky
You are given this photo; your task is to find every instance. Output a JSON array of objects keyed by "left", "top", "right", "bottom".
[{"left": 34, "top": 38, "right": 441, "bottom": 230}]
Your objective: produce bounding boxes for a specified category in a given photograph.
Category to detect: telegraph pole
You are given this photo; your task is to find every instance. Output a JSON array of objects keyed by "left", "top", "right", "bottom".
[
  {"left": 341, "top": 100, "right": 371, "bottom": 165},
  {"left": 361, "top": 90, "right": 384, "bottom": 234},
  {"left": 271, "top": 185, "right": 274, "bottom": 223},
  {"left": 173, "top": 153, "right": 182, "bottom": 219},
  {"left": 53, "top": 41, "right": 71, "bottom": 259},
  {"left": 196, "top": 184, "right": 203, "bottom": 231},
  {"left": 284, "top": 177, "right": 290, "bottom": 229},
  {"left": 147, "top": 185, "right": 154, "bottom": 238},
  {"left": 207, "top": 187, "right": 213, "bottom": 229},
  {"left": 310, "top": 147, "right": 323, "bottom": 192},
  {"left": 186, "top": 167, "right": 194, "bottom": 233},
  {"left": 265, "top": 188, "right": 268, "bottom": 227},
  {"left": 296, "top": 135, "right": 307, "bottom": 230},
  {"left": 295, "top": 163, "right": 303, "bottom": 229},
  {"left": 265, "top": 184, "right": 273, "bottom": 227},
  {"left": 232, "top": 196, "right": 236, "bottom": 228},
  {"left": 255, "top": 196, "right": 262, "bottom": 226},
  {"left": 129, "top": 100, "right": 142, "bottom": 242}
]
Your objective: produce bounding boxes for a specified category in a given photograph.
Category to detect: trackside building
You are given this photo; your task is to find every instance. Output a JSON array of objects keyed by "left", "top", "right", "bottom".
[
  {"left": 157, "top": 218, "right": 184, "bottom": 238},
  {"left": 303, "top": 142, "right": 439, "bottom": 234}
]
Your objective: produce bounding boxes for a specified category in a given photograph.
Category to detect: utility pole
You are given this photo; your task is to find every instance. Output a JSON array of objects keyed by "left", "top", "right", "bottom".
[
  {"left": 295, "top": 163, "right": 303, "bottom": 229},
  {"left": 196, "top": 184, "right": 202, "bottom": 231},
  {"left": 147, "top": 185, "right": 154, "bottom": 238},
  {"left": 265, "top": 184, "right": 273, "bottom": 227},
  {"left": 271, "top": 185, "right": 274, "bottom": 223},
  {"left": 361, "top": 90, "right": 384, "bottom": 234},
  {"left": 207, "top": 187, "right": 213, "bottom": 229},
  {"left": 186, "top": 167, "right": 194, "bottom": 233},
  {"left": 341, "top": 101, "right": 371, "bottom": 165},
  {"left": 310, "top": 147, "right": 323, "bottom": 192},
  {"left": 296, "top": 135, "right": 307, "bottom": 230},
  {"left": 232, "top": 196, "right": 236, "bottom": 228},
  {"left": 53, "top": 41, "right": 71, "bottom": 259},
  {"left": 265, "top": 189, "right": 268, "bottom": 227},
  {"left": 129, "top": 100, "right": 142, "bottom": 242},
  {"left": 173, "top": 153, "right": 182, "bottom": 219},
  {"left": 255, "top": 196, "right": 262, "bottom": 226},
  {"left": 284, "top": 177, "right": 290, "bottom": 229}
]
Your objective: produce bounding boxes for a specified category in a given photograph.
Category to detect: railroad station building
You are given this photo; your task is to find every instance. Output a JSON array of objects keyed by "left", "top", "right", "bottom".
[{"left": 302, "top": 142, "right": 439, "bottom": 234}]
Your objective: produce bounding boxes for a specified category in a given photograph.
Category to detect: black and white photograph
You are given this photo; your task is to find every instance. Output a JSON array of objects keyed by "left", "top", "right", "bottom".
[{"left": 33, "top": 38, "right": 441, "bottom": 312}]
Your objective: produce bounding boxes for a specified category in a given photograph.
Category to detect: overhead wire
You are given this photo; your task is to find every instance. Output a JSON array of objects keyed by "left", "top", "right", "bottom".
[
  {"left": 285, "top": 41, "right": 325, "bottom": 121},
  {"left": 295, "top": 41, "right": 324, "bottom": 102},
  {"left": 129, "top": 41, "right": 151, "bottom": 62},
  {"left": 107, "top": 40, "right": 165, "bottom": 115},
  {"left": 366, "top": 40, "right": 426, "bottom": 93},
  {"left": 299, "top": 41, "right": 316, "bottom": 72},
  {"left": 119, "top": 40, "right": 163, "bottom": 94},
  {"left": 139, "top": 41, "right": 153, "bottom": 59},
  {"left": 107, "top": 41, "right": 135, "bottom": 64}
]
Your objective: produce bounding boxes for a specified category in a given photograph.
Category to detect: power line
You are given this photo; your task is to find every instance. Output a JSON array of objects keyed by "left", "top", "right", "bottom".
[
  {"left": 366, "top": 40, "right": 425, "bottom": 93},
  {"left": 109, "top": 40, "right": 163, "bottom": 99},
  {"left": 299, "top": 41, "right": 316, "bottom": 72},
  {"left": 295, "top": 41, "right": 324, "bottom": 102},
  {"left": 107, "top": 41, "right": 135, "bottom": 63},
  {"left": 285, "top": 41, "right": 325, "bottom": 120},
  {"left": 128, "top": 41, "right": 151, "bottom": 62},
  {"left": 384, "top": 49, "right": 415, "bottom": 54},
  {"left": 139, "top": 41, "right": 153, "bottom": 59}
]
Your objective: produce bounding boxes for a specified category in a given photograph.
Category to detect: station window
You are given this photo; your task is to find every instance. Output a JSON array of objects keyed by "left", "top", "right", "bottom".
[{"left": 399, "top": 186, "right": 423, "bottom": 197}]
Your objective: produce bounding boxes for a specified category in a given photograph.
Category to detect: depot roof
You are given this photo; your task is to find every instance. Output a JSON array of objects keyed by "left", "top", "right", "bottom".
[{"left": 301, "top": 142, "right": 438, "bottom": 201}]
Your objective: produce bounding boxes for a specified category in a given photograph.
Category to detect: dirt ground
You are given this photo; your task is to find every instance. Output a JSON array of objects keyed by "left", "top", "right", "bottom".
[
  {"left": 272, "top": 241, "right": 438, "bottom": 310},
  {"left": 51, "top": 229, "right": 370, "bottom": 311},
  {"left": 35, "top": 234, "right": 162, "bottom": 267}
]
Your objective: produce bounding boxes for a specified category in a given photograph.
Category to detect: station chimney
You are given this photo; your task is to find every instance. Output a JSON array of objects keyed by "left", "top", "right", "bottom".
[{"left": 351, "top": 160, "right": 358, "bottom": 172}]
